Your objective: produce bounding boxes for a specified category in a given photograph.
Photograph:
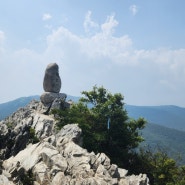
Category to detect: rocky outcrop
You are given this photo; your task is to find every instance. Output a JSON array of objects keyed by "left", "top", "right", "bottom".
[
  {"left": 0, "top": 100, "right": 54, "bottom": 160},
  {"left": 0, "top": 63, "right": 149, "bottom": 184},
  {"left": 0, "top": 100, "right": 149, "bottom": 185},
  {"left": 40, "top": 92, "right": 67, "bottom": 105},
  {"left": 40, "top": 63, "right": 69, "bottom": 113}
]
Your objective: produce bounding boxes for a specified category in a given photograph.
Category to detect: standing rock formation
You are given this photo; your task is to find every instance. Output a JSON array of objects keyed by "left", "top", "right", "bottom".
[
  {"left": 40, "top": 63, "right": 68, "bottom": 111},
  {"left": 43, "top": 63, "right": 61, "bottom": 93}
]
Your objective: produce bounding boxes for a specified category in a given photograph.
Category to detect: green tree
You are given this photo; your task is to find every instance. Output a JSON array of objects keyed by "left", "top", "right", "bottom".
[
  {"left": 52, "top": 86, "right": 146, "bottom": 168},
  {"left": 80, "top": 86, "right": 146, "bottom": 167},
  {"left": 131, "top": 146, "right": 185, "bottom": 185},
  {"left": 52, "top": 86, "right": 185, "bottom": 185}
]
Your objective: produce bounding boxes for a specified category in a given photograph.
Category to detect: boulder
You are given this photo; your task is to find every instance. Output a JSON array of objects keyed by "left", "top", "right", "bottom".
[
  {"left": 0, "top": 174, "right": 14, "bottom": 185},
  {"left": 43, "top": 63, "right": 61, "bottom": 93},
  {"left": 40, "top": 63, "right": 70, "bottom": 111},
  {"left": 40, "top": 92, "right": 67, "bottom": 105},
  {"left": 0, "top": 100, "right": 55, "bottom": 160}
]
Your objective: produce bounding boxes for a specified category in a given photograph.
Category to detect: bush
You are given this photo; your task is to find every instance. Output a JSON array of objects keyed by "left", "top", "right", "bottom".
[
  {"left": 52, "top": 86, "right": 146, "bottom": 169},
  {"left": 29, "top": 128, "right": 39, "bottom": 144},
  {"left": 130, "top": 146, "right": 185, "bottom": 185}
]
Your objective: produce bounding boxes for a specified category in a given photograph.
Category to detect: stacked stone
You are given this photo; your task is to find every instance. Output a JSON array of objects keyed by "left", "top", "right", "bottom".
[{"left": 40, "top": 63, "right": 67, "bottom": 106}]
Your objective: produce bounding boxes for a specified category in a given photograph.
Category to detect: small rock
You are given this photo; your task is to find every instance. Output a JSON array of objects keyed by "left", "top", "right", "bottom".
[{"left": 118, "top": 168, "right": 128, "bottom": 178}]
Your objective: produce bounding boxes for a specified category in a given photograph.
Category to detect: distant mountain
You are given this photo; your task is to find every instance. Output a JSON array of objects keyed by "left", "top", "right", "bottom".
[
  {"left": 1, "top": 96, "right": 185, "bottom": 131},
  {"left": 0, "top": 95, "right": 80, "bottom": 120},
  {"left": 66, "top": 95, "right": 80, "bottom": 102},
  {"left": 1, "top": 95, "right": 185, "bottom": 163},
  {"left": 0, "top": 95, "right": 40, "bottom": 120},
  {"left": 141, "top": 122, "right": 185, "bottom": 164},
  {"left": 125, "top": 105, "right": 185, "bottom": 131}
]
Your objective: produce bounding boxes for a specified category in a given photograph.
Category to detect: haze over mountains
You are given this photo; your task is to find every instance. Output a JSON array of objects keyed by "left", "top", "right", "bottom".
[
  {"left": 126, "top": 105, "right": 185, "bottom": 131},
  {"left": 1, "top": 95, "right": 185, "bottom": 163},
  {"left": 1, "top": 95, "right": 185, "bottom": 131}
]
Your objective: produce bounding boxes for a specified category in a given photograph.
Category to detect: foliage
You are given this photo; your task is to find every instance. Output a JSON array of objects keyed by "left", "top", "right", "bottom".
[
  {"left": 51, "top": 85, "right": 185, "bottom": 184},
  {"left": 17, "top": 169, "right": 35, "bottom": 185},
  {"left": 80, "top": 86, "right": 146, "bottom": 167},
  {"left": 29, "top": 127, "right": 39, "bottom": 144},
  {"left": 52, "top": 85, "right": 146, "bottom": 168},
  {"left": 141, "top": 122, "right": 185, "bottom": 165},
  {"left": 6, "top": 122, "right": 14, "bottom": 129},
  {"left": 130, "top": 146, "right": 185, "bottom": 185}
]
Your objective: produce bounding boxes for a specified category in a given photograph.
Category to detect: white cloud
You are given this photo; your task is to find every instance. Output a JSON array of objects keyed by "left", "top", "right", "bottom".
[
  {"left": 101, "top": 14, "right": 118, "bottom": 36},
  {"left": 1, "top": 13, "right": 185, "bottom": 106},
  {"left": 0, "top": 30, "right": 5, "bottom": 41},
  {"left": 83, "top": 11, "right": 99, "bottom": 34},
  {"left": 42, "top": 13, "right": 52, "bottom": 21},
  {"left": 43, "top": 15, "right": 185, "bottom": 105},
  {"left": 46, "top": 15, "right": 131, "bottom": 64},
  {"left": 0, "top": 30, "right": 5, "bottom": 52},
  {"left": 129, "top": 4, "right": 138, "bottom": 16},
  {"left": 159, "top": 80, "right": 176, "bottom": 91}
]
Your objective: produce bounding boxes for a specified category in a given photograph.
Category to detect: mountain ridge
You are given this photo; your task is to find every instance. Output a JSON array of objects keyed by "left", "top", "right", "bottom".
[
  {"left": 126, "top": 104, "right": 185, "bottom": 131},
  {"left": 1, "top": 95, "right": 185, "bottom": 131},
  {"left": 1, "top": 95, "right": 185, "bottom": 164}
]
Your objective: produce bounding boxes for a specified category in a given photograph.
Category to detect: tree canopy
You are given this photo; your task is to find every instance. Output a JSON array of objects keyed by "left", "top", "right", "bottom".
[
  {"left": 51, "top": 86, "right": 185, "bottom": 184},
  {"left": 52, "top": 86, "right": 146, "bottom": 168}
]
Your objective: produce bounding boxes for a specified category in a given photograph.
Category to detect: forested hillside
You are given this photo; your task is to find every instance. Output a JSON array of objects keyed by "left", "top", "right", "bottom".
[
  {"left": 126, "top": 105, "right": 185, "bottom": 131},
  {"left": 141, "top": 123, "right": 185, "bottom": 164}
]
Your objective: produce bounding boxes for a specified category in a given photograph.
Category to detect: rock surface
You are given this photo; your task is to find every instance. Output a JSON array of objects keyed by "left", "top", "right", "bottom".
[
  {"left": 43, "top": 63, "right": 61, "bottom": 93},
  {"left": 40, "top": 92, "right": 67, "bottom": 105},
  {"left": 0, "top": 100, "right": 149, "bottom": 185},
  {"left": 40, "top": 63, "right": 69, "bottom": 108}
]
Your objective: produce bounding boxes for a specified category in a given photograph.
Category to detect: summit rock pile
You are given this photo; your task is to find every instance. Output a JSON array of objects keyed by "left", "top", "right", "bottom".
[
  {"left": 40, "top": 63, "right": 67, "bottom": 108},
  {"left": 0, "top": 63, "right": 150, "bottom": 185}
]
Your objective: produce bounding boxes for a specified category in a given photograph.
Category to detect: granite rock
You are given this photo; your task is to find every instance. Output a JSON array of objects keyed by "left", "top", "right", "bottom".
[
  {"left": 43, "top": 63, "right": 61, "bottom": 93},
  {"left": 40, "top": 92, "right": 67, "bottom": 105}
]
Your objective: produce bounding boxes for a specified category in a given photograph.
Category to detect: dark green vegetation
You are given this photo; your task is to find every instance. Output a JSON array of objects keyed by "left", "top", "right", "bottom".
[
  {"left": 131, "top": 147, "right": 185, "bottom": 185},
  {"left": 126, "top": 105, "right": 185, "bottom": 164},
  {"left": 29, "top": 127, "right": 40, "bottom": 144},
  {"left": 142, "top": 123, "right": 185, "bottom": 164},
  {"left": 51, "top": 86, "right": 185, "bottom": 185},
  {"left": 12, "top": 168, "right": 35, "bottom": 185},
  {"left": 52, "top": 86, "right": 146, "bottom": 169}
]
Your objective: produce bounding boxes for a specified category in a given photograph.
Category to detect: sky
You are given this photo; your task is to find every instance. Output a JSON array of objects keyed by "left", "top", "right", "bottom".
[{"left": 0, "top": 0, "right": 185, "bottom": 106}]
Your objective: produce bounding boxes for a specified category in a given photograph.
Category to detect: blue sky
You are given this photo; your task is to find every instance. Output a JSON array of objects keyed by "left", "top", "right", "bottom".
[{"left": 0, "top": 0, "right": 185, "bottom": 106}]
